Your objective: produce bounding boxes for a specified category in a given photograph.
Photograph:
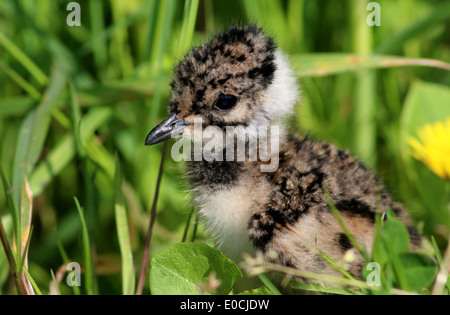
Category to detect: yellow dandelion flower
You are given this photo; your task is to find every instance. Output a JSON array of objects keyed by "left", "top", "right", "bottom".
[{"left": 408, "top": 117, "right": 450, "bottom": 181}]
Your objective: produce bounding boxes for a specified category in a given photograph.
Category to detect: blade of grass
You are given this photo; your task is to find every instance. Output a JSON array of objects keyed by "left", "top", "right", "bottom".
[
  {"left": 203, "top": 0, "right": 215, "bottom": 34},
  {"left": 17, "top": 226, "right": 33, "bottom": 278},
  {"left": 19, "top": 178, "right": 32, "bottom": 262},
  {"left": 148, "top": 0, "right": 177, "bottom": 76},
  {"left": 76, "top": 81, "right": 157, "bottom": 107},
  {"left": 0, "top": 165, "right": 20, "bottom": 258},
  {"left": 431, "top": 237, "right": 450, "bottom": 295},
  {"left": 79, "top": 1, "right": 154, "bottom": 59},
  {"left": 245, "top": 256, "right": 418, "bottom": 295},
  {"left": 110, "top": 0, "right": 135, "bottom": 78},
  {"left": 0, "top": 31, "right": 49, "bottom": 86},
  {"left": 0, "top": 60, "right": 41, "bottom": 100},
  {"left": 16, "top": 222, "right": 34, "bottom": 296},
  {"left": 50, "top": 269, "right": 61, "bottom": 295},
  {"left": 0, "top": 96, "right": 34, "bottom": 117},
  {"left": 69, "top": 82, "right": 83, "bottom": 155},
  {"left": 258, "top": 273, "right": 282, "bottom": 295},
  {"left": 0, "top": 210, "right": 23, "bottom": 294},
  {"left": 287, "top": 0, "right": 304, "bottom": 53},
  {"left": 431, "top": 236, "right": 443, "bottom": 266},
  {"left": 88, "top": 0, "right": 107, "bottom": 78},
  {"left": 242, "top": 0, "right": 288, "bottom": 49},
  {"left": 318, "top": 250, "right": 367, "bottom": 293},
  {"left": 50, "top": 108, "right": 71, "bottom": 130},
  {"left": 176, "top": 0, "right": 200, "bottom": 57},
  {"left": 375, "top": 1, "right": 450, "bottom": 54},
  {"left": 114, "top": 156, "right": 136, "bottom": 295},
  {"left": 22, "top": 268, "right": 42, "bottom": 295},
  {"left": 29, "top": 107, "right": 112, "bottom": 196},
  {"left": 292, "top": 54, "right": 450, "bottom": 77},
  {"left": 0, "top": 174, "right": 29, "bottom": 295},
  {"left": 69, "top": 82, "right": 97, "bottom": 240},
  {"left": 12, "top": 64, "right": 66, "bottom": 210},
  {"left": 146, "top": 0, "right": 178, "bottom": 129},
  {"left": 84, "top": 137, "right": 115, "bottom": 180},
  {"left": 181, "top": 207, "right": 195, "bottom": 242},
  {"left": 73, "top": 196, "right": 96, "bottom": 295},
  {"left": 190, "top": 212, "right": 199, "bottom": 242},
  {"left": 29, "top": 135, "right": 75, "bottom": 196},
  {"left": 0, "top": 214, "right": 12, "bottom": 288},
  {"left": 350, "top": 0, "right": 376, "bottom": 167}
]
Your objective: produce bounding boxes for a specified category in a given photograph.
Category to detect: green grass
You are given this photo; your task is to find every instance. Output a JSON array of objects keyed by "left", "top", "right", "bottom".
[{"left": 0, "top": 0, "right": 449, "bottom": 295}]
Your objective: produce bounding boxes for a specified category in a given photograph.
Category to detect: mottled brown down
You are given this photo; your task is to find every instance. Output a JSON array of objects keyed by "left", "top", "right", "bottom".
[{"left": 147, "top": 25, "right": 420, "bottom": 281}]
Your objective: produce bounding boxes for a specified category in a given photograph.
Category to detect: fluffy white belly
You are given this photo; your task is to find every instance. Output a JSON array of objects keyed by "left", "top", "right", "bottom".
[{"left": 196, "top": 183, "right": 258, "bottom": 261}]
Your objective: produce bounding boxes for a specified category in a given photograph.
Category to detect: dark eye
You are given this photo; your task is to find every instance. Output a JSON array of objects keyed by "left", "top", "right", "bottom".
[{"left": 214, "top": 94, "right": 238, "bottom": 111}]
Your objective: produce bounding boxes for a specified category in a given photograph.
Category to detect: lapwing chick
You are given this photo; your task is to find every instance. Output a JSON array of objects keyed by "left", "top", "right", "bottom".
[{"left": 145, "top": 25, "right": 419, "bottom": 279}]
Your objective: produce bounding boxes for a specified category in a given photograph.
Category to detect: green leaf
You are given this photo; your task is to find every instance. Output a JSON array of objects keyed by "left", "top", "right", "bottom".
[
  {"left": 400, "top": 253, "right": 438, "bottom": 291},
  {"left": 372, "top": 216, "right": 412, "bottom": 291},
  {"left": 371, "top": 229, "right": 388, "bottom": 267},
  {"left": 373, "top": 216, "right": 411, "bottom": 262},
  {"left": 382, "top": 218, "right": 410, "bottom": 254},
  {"left": 149, "top": 242, "right": 242, "bottom": 295}
]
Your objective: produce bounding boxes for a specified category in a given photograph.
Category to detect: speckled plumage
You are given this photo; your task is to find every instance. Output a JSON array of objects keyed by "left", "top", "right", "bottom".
[{"left": 146, "top": 25, "right": 420, "bottom": 280}]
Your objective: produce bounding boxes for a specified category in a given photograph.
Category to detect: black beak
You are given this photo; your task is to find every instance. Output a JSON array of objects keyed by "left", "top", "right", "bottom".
[{"left": 145, "top": 113, "right": 190, "bottom": 146}]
